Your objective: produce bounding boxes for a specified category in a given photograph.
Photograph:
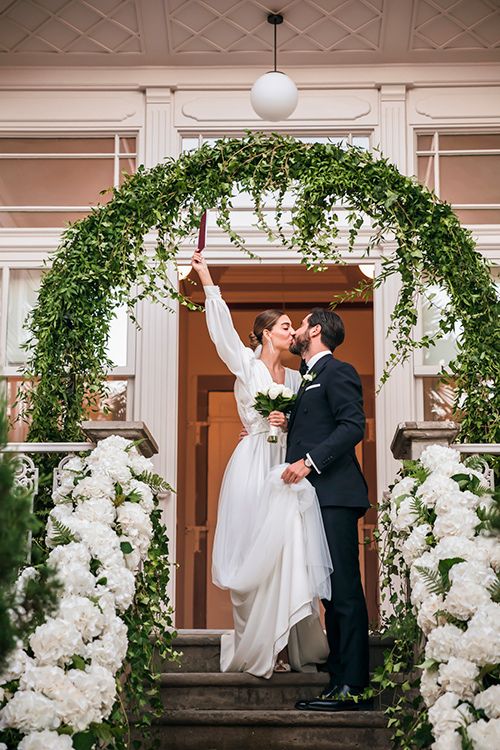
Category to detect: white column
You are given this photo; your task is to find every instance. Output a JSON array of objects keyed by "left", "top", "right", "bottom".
[
  {"left": 374, "top": 84, "right": 416, "bottom": 497},
  {"left": 134, "top": 87, "right": 179, "bottom": 612}
]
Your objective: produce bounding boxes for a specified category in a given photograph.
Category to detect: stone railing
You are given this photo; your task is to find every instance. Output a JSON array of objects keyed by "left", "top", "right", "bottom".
[{"left": 391, "top": 421, "right": 499, "bottom": 489}]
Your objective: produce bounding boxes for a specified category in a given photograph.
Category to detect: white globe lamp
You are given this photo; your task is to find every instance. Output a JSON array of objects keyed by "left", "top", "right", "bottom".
[
  {"left": 251, "top": 71, "right": 298, "bottom": 122},
  {"left": 250, "top": 14, "right": 298, "bottom": 122}
]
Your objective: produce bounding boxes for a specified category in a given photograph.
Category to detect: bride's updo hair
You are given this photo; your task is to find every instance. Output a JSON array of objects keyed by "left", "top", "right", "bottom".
[{"left": 249, "top": 309, "right": 284, "bottom": 350}]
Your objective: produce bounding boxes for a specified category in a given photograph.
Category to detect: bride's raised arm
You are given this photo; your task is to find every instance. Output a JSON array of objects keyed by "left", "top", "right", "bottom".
[{"left": 191, "top": 251, "right": 253, "bottom": 381}]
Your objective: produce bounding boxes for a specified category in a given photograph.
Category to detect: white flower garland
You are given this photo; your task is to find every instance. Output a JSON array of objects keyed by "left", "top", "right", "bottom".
[
  {"left": 0, "top": 436, "right": 158, "bottom": 749},
  {"left": 389, "top": 444, "right": 500, "bottom": 750}
]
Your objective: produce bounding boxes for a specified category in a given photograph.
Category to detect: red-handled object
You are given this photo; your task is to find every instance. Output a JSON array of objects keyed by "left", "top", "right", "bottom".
[{"left": 197, "top": 211, "right": 207, "bottom": 251}]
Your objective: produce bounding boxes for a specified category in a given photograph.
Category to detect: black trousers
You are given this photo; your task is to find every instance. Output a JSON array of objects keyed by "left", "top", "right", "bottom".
[{"left": 320, "top": 506, "right": 370, "bottom": 688}]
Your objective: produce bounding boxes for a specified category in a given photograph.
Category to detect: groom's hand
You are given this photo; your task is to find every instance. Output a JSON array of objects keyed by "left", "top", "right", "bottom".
[{"left": 281, "top": 459, "right": 311, "bottom": 484}]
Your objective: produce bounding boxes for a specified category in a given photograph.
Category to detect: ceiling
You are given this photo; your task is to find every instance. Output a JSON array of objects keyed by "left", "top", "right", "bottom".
[{"left": 0, "top": 0, "right": 499, "bottom": 68}]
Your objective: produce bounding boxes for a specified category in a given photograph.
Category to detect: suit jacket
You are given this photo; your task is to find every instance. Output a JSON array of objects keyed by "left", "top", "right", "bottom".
[{"left": 286, "top": 354, "right": 369, "bottom": 509}]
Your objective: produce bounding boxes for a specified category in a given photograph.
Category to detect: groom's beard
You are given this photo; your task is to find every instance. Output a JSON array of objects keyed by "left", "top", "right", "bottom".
[{"left": 289, "top": 330, "right": 311, "bottom": 357}]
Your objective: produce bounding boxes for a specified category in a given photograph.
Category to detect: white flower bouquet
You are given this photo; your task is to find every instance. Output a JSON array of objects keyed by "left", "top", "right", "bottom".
[{"left": 253, "top": 383, "right": 296, "bottom": 443}]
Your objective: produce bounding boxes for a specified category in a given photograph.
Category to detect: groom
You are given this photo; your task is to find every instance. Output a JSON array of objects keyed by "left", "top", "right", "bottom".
[{"left": 282, "top": 308, "right": 372, "bottom": 712}]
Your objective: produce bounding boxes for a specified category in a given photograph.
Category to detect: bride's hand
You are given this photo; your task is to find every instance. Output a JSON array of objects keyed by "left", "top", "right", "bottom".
[
  {"left": 191, "top": 251, "right": 213, "bottom": 285},
  {"left": 268, "top": 411, "right": 287, "bottom": 430}
]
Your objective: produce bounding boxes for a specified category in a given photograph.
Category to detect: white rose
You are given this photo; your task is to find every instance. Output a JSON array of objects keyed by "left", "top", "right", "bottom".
[
  {"left": 433, "top": 507, "right": 477, "bottom": 540},
  {"left": 282, "top": 386, "right": 294, "bottom": 399},
  {"left": 428, "top": 692, "right": 473, "bottom": 738},
  {"left": 437, "top": 657, "right": 479, "bottom": 700},
  {"left": 417, "top": 594, "right": 445, "bottom": 636},
  {"left": 467, "top": 718, "right": 500, "bottom": 750},
  {"left": 417, "top": 474, "right": 459, "bottom": 509},
  {"left": 18, "top": 731, "right": 73, "bottom": 750},
  {"left": 420, "top": 446, "right": 463, "bottom": 476},
  {"left": 268, "top": 383, "right": 282, "bottom": 401},
  {"left": 0, "top": 690, "right": 59, "bottom": 731},
  {"left": 425, "top": 624, "right": 464, "bottom": 663},
  {"left": 474, "top": 685, "right": 500, "bottom": 719},
  {"left": 420, "top": 668, "right": 443, "bottom": 708},
  {"left": 29, "top": 618, "right": 84, "bottom": 666},
  {"left": 402, "top": 523, "right": 431, "bottom": 565},
  {"left": 431, "top": 730, "right": 461, "bottom": 750}
]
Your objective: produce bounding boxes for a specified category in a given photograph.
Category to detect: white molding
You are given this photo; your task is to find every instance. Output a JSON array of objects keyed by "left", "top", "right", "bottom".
[{"left": 379, "top": 84, "right": 407, "bottom": 173}]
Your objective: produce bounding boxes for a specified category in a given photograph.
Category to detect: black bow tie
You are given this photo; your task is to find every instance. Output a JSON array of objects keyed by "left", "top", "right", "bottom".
[{"left": 299, "top": 359, "right": 308, "bottom": 376}]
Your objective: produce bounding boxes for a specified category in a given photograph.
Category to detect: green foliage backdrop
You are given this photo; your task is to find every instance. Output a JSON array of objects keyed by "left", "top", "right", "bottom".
[{"left": 22, "top": 132, "right": 499, "bottom": 448}]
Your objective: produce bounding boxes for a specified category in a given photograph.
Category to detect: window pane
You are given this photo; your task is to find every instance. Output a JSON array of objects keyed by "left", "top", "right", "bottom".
[
  {"left": 0, "top": 158, "right": 114, "bottom": 206},
  {"left": 7, "top": 269, "right": 43, "bottom": 366},
  {"left": 417, "top": 134, "right": 435, "bottom": 151},
  {"left": 417, "top": 155, "right": 435, "bottom": 190},
  {"left": 182, "top": 137, "right": 200, "bottom": 153},
  {"left": 439, "top": 134, "right": 500, "bottom": 150},
  {"left": 85, "top": 380, "right": 128, "bottom": 421},
  {"left": 119, "top": 137, "right": 136, "bottom": 154},
  {"left": 455, "top": 209, "right": 500, "bottom": 224},
  {"left": 352, "top": 136, "right": 370, "bottom": 149},
  {"left": 421, "top": 286, "right": 460, "bottom": 366},
  {"left": 0, "top": 138, "right": 115, "bottom": 154},
  {"left": 0, "top": 212, "right": 90, "bottom": 228},
  {"left": 119, "top": 158, "right": 136, "bottom": 184},
  {"left": 440, "top": 154, "right": 500, "bottom": 204},
  {"left": 423, "top": 377, "right": 456, "bottom": 421},
  {"left": 6, "top": 378, "right": 30, "bottom": 442},
  {"left": 107, "top": 305, "right": 128, "bottom": 367}
]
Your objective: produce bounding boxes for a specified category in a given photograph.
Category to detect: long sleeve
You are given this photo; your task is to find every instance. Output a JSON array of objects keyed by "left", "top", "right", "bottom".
[{"left": 204, "top": 285, "right": 254, "bottom": 381}]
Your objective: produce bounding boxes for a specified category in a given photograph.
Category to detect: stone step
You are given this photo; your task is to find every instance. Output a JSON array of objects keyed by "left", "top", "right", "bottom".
[
  {"left": 160, "top": 672, "right": 393, "bottom": 711},
  {"left": 163, "top": 630, "right": 393, "bottom": 674},
  {"left": 153, "top": 708, "right": 390, "bottom": 750}
]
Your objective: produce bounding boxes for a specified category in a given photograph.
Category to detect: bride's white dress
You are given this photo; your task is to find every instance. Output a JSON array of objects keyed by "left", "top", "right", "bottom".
[{"left": 205, "top": 285, "right": 333, "bottom": 679}]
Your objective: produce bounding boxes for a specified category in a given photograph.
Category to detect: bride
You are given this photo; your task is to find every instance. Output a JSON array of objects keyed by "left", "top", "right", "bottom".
[{"left": 191, "top": 252, "right": 332, "bottom": 679}]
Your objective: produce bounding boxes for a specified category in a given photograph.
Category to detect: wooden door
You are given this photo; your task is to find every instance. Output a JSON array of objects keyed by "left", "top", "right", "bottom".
[{"left": 205, "top": 391, "right": 240, "bottom": 629}]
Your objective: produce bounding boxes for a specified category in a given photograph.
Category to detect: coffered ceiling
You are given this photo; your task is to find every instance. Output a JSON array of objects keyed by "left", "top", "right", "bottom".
[{"left": 0, "top": 0, "right": 499, "bottom": 67}]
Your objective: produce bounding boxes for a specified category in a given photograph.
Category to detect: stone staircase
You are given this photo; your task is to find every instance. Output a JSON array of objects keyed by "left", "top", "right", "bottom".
[{"left": 153, "top": 630, "right": 394, "bottom": 750}]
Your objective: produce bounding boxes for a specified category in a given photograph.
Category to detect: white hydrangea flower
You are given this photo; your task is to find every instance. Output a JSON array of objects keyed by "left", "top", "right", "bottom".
[
  {"left": 69, "top": 665, "right": 116, "bottom": 720},
  {"left": 29, "top": 618, "right": 84, "bottom": 666},
  {"left": 425, "top": 624, "right": 464, "bottom": 663},
  {"left": 116, "top": 502, "right": 153, "bottom": 557},
  {"left": 432, "top": 536, "right": 479, "bottom": 563},
  {"left": 417, "top": 594, "right": 445, "bottom": 636},
  {"left": 444, "top": 581, "right": 493, "bottom": 621},
  {"left": 437, "top": 657, "right": 479, "bottom": 700},
  {"left": 416, "top": 474, "right": 459, "bottom": 509},
  {"left": 127, "top": 451, "right": 154, "bottom": 478},
  {"left": 390, "top": 496, "right": 420, "bottom": 533},
  {"left": 419, "top": 446, "right": 463, "bottom": 476},
  {"left": 125, "top": 478, "right": 155, "bottom": 513},
  {"left": 18, "top": 731, "right": 73, "bottom": 750},
  {"left": 0, "top": 647, "right": 33, "bottom": 685},
  {"left": 97, "top": 565, "right": 136, "bottom": 611},
  {"left": 73, "top": 473, "right": 115, "bottom": 502},
  {"left": 433, "top": 507, "right": 478, "bottom": 540},
  {"left": 474, "top": 685, "right": 500, "bottom": 719},
  {"left": 428, "top": 692, "right": 473, "bottom": 738},
  {"left": 434, "top": 489, "right": 479, "bottom": 516},
  {"left": 461, "top": 603, "right": 500, "bottom": 666},
  {"left": 420, "top": 668, "right": 443, "bottom": 708},
  {"left": 467, "top": 718, "right": 500, "bottom": 750},
  {"left": 47, "top": 541, "right": 91, "bottom": 570},
  {"left": 85, "top": 624, "right": 128, "bottom": 673},
  {"left": 0, "top": 690, "right": 60, "bottom": 731},
  {"left": 57, "top": 596, "right": 105, "bottom": 641},
  {"left": 19, "top": 664, "right": 66, "bottom": 696},
  {"left": 390, "top": 476, "right": 417, "bottom": 500},
  {"left": 73, "top": 496, "right": 116, "bottom": 525},
  {"left": 475, "top": 535, "right": 500, "bottom": 572},
  {"left": 431, "top": 730, "right": 461, "bottom": 750},
  {"left": 402, "top": 523, "right": 431, "bottom": 566}
]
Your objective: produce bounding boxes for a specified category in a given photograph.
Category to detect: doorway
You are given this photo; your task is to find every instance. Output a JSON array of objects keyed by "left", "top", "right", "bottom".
[{"left": 176, "top": 264, "right": 378, "bottom": 629}]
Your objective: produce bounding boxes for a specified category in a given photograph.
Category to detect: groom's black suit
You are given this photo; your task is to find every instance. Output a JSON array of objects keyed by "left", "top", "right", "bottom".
[{"left": 286, "top": 353, "right": 370, "bottom": 688}]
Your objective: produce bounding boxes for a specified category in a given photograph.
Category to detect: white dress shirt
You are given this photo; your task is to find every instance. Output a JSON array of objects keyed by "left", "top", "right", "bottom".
[{"left": 304, "top": 350, "right": 332, "bottom": 474}]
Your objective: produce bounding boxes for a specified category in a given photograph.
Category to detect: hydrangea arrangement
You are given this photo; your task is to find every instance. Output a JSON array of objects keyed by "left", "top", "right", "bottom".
[
  {"left": 388, "top": 444, "right": 500, "bottom": 750},
  {"left": 0, "top": 436, "right": 163, "bottom": 749}
]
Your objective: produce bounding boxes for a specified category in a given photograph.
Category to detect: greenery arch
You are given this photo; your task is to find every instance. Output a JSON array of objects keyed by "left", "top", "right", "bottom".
[
  {"left": 22, "top": 131, "right": 498, "bottom": 447},
  {"left": 15, "top": 131, "right": 499, "bottom": 748}
]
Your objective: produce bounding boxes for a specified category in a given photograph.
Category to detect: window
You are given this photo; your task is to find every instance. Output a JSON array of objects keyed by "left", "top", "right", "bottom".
[
  {"left": 0, "top": 135, "right": 136, "bottom": 228},
  {"left": 416, "top": 133, "right": 500, "bottom": 224},
  {"left": 0, "top": 266, "right": 134, "bottom": 441},
  {"left": 415, "top": 267, "right": 500, "bottom": 421}
]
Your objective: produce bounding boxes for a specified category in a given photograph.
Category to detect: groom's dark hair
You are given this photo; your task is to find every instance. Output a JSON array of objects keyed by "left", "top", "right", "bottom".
[{"left": 308, "top": 308, "right": 345, "bottom": 352}]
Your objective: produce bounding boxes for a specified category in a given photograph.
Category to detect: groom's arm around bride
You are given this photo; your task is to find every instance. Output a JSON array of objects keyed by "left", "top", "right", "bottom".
[{"left": 282, "top": 308, "right": 372, "bottom": 712}]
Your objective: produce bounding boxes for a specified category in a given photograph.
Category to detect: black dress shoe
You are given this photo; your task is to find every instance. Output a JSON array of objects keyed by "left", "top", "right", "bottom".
[
  {"left": 295, "top": 683, "right": 341, "bottom": 711},
  {"left": 295, "top": 684, "right": 373, "bottom": 712}
]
